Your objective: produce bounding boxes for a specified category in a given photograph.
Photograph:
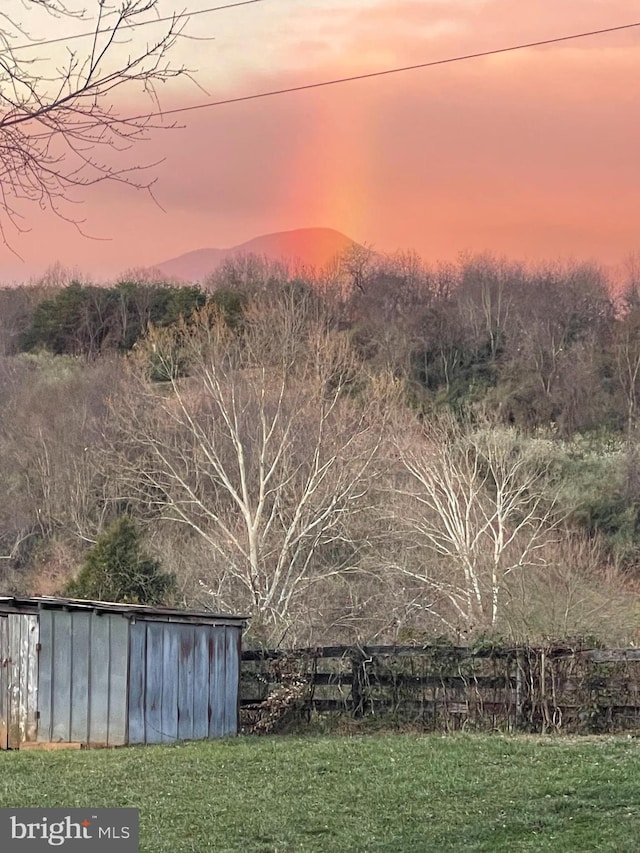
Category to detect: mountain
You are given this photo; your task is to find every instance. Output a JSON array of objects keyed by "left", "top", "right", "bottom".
[{"left": 155, "top": 227, "right": 356, "bottom": 282}]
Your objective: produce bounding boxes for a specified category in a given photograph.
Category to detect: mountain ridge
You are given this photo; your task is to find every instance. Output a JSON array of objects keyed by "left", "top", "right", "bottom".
[{"left": 155, "top": 227, "right": 357, "bottom": 282}]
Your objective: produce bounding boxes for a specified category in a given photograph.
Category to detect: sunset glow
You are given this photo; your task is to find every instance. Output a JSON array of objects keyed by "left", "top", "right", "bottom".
[{"left": 1, "top": 0, "right": 639, "bottom": 281}]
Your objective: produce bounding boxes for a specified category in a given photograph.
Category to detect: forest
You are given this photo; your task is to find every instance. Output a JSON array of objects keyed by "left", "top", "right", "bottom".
[{"left": 1, "top": 248, "right": 639, "bottom": 647}]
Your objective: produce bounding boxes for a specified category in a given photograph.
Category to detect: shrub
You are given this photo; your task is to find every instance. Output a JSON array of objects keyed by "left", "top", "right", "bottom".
[{"left": 64, "top": 516, "right": 176, "bottom": 605}]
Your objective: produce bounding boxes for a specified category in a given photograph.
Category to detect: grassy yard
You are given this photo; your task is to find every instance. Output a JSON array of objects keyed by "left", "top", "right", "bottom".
[{"left": 1, "top": 734, "right": 639, "bottom": 852}]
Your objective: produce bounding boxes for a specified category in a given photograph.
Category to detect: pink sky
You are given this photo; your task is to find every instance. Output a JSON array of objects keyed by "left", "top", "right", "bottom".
[{"left": 1, "top": 0, "right": 639, "bottom": 282}]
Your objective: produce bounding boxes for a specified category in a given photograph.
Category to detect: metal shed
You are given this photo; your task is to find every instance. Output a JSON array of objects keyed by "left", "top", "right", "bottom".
[{"left": 0, "top": 596, "right": 246, "bottom": 749}]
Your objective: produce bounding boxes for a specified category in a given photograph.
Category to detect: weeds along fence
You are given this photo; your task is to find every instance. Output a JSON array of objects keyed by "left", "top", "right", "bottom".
[{"left": 240, "top": 644, "right": 640, "bottom": 734}]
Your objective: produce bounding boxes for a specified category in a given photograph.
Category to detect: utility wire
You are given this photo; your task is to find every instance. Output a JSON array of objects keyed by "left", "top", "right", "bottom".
[
  {"left": 128, "top": 19, "right": 640, "bottom": 120},
  {"left": 11, "top": 0, "right": 268, "bottom": 52}
]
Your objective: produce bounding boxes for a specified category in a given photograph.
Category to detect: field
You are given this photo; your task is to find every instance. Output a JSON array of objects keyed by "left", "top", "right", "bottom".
[{"left": 1, "top": 734, "right": 639, "bottom": 852}]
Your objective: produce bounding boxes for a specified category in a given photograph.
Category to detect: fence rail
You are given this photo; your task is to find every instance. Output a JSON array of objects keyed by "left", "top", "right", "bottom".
[{"left": 240, "top": 644, "right": 640, "bottom": 734}]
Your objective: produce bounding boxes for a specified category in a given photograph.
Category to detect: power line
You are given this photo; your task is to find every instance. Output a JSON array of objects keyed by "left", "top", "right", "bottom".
[
  {"left": 11, "top": 0, "right": 268, "bottom": 52},
  {"left": 129, "top": 19, "right": 640, "bottom": 120}
]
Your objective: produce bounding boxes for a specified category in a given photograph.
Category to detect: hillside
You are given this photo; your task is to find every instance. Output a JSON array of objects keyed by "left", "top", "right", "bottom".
[
  {"left": 3, "top": 253, "right": 640, "bottom": 648},
  {"left": 156, "top": 227, "right": 357, "bottom": 282}
]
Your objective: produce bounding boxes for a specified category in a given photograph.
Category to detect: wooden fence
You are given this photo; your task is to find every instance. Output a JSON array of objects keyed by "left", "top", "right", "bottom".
[{"left": 240, "top": 644, "right": 640, "bottom": 734}]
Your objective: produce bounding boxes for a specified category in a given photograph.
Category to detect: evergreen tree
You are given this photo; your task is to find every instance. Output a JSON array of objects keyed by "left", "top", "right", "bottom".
[{"left": 65, "top": 516, "right": 176, "bottom": 605}]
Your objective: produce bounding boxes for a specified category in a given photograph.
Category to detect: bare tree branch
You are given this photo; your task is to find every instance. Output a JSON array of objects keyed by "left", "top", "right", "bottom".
[{"left": 0, "top": 0, "right": 189, "bottom": 242}]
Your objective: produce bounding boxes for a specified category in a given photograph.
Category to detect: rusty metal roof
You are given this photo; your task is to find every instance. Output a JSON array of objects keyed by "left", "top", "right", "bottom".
[{"left": 0, "top": 595, "right": 248, "bottom": 626}]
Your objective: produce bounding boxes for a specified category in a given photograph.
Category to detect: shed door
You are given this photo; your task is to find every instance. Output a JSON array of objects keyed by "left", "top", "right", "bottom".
[
  {"left": 0, "top": 616, "right": 8, "bottom": 749},
  {"left": 6, "top": 614, "right": 39, "bottom": 748}
]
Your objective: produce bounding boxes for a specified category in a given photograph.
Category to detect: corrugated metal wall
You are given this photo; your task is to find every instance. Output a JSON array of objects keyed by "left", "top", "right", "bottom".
[
  {"left": 0, "top": 617, "right": 8, "bottom": 748},
  {"left": 37, "top": 609, "right": 129, "bottom": 746},
  {"left": 128, "top": 621, "right": 241, "bottom": 744}
]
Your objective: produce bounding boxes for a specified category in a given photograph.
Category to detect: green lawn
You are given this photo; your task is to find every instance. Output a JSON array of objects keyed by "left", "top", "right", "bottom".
[{"left": 1, "top": 734, "right": 639, "bottom": 852}]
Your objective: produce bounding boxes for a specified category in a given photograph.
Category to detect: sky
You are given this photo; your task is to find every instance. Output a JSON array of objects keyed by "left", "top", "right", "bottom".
[{"left": 1, "top": 0, "right": 639, "bottom": 282}]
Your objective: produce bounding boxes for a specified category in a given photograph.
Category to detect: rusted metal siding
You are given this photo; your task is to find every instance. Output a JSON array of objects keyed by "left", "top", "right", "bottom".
[
  {"left": 192, "top": 626, "right": 210, "bottom": 740},
  {"left": 4, "top": 614, "right": 39, "bottom": 747},
  {"left": 128, "top": 621, "right": 241, "bottom": 744},
  {"left": 210, "top": 628, "right": 227, "bottom": 738},
  {"left": 177, "top": 625, "right": 195, "bottom": 741},
  {"left": 0, "top": 616, "right": 8, "bottom": 748},
  {"left": 37, "top": 609, "right": 128, "bottom": 746},
  {"left": 23, "top": 615, "right": 39, "bottom": 744},
  {"left": 225, "top": 625, "right": 241, "bottom": 734}
]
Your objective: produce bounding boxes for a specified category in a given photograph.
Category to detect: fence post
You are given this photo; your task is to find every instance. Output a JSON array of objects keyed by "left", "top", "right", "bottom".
[
  {"left": 350, "top": 648, "right": 368, "bottom": 717},
  {"left": 515, "top": 650, "right": 524, "bottom": 730}
]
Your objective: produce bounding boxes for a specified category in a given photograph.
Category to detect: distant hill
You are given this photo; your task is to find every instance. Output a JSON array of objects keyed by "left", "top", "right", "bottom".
[{"left": 155, "top": 227, "right": 357, "bottom": 282}]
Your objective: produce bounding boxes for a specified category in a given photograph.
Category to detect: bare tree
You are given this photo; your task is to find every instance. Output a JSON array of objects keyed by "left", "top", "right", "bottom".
[
  {"left": 612, "top": 286, "right": 640, "bottom": 437},
  {"left": 338, "top": 242, "right": 376, "bottom": 295},
  {"left": 390, "top": 415, "right": 560, "bottom": 632},
  {"left": 457, "top": 254, "right": 517, "bottom": 361},
  {"left": 0, "top": 1, "right": 188, "bottom": 240},
  {"left": 110, "top": 297, "right": 388, "bottom": 643},
  {"left": 0, "top": 354, "right": 121, "bottom": 546},
  {"left": 504, "top": 532, "right": 639, "bottom": 644},
  {"left": 499, "top": 261, "right": 614, "bottom": 433}
]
